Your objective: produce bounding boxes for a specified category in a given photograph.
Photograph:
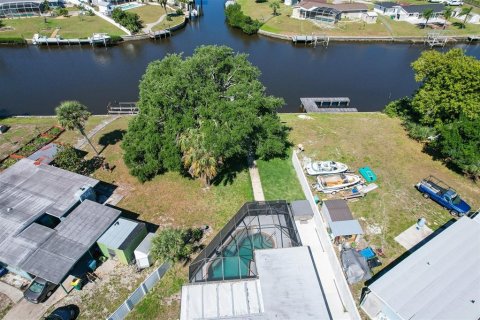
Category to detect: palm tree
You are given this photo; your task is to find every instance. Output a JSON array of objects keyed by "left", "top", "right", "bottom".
[
  {"left": 158, "top": 0, "right": 168, "bottom": 18},
  {"left": 442, "top": 7, "right": 452, "bottom": 29},
  {"left": 178, "top": 128, "right": 218, "bottom": 187},
  {"left": 422, "top": 9, "right": 434, "bottom": 29},
  {"left": 460, "top": 6, "right": 473, "bottom": 29},
  {"left": 55, "top": 101, "right": 99, "bottom": 156}
]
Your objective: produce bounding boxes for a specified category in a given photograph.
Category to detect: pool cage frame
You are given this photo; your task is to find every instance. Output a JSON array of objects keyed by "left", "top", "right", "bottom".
[{"left": 189, "top": 200, "right": 302, "bottom": 283}]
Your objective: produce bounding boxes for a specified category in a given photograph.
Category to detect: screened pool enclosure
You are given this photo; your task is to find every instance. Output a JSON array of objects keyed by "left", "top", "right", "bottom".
[
  {"left": 189, "top": 201, "right": 301, "bottom": 282},
  {"left": 0, "top": 0, "right": 61, "bottom": 18},
  {"left": 299, "top": 7, "right": 340, "bottom": 24}
]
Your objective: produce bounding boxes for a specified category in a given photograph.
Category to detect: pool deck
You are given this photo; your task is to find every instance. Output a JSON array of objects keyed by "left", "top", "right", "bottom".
[{"left": 295, "top": 220, "right": 351, "bottom": 320}]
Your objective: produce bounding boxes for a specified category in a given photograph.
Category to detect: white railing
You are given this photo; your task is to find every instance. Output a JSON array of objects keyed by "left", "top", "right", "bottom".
[
  {"left": 292, "top": 151, "right": 361, "bottom": 320},
  {"left": 107, "top": 263, "right": 170, "bottom": 320}
]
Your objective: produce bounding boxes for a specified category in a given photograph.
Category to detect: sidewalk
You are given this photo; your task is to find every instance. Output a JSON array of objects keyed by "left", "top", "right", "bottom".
[{"left": 249, "top": 164, "right": 265, "bottom": 201}]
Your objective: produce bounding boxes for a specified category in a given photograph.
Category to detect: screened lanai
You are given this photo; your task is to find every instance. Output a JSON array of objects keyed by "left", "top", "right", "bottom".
[
  {"left": 300, "top": 7, "right": 340, "bottom": 24},
  {"left": 189, "top": 201, "right": 301, "bottom": 283}
]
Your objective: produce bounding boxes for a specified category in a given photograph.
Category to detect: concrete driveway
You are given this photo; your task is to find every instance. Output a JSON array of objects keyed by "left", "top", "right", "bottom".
[{"left": 4, "top": 287, "right": 66, "bottom": 320}]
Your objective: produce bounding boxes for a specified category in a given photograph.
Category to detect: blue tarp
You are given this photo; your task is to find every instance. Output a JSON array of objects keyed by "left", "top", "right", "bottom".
[{"left": 359, "top": 247, "right": 376, "bottom": 260}]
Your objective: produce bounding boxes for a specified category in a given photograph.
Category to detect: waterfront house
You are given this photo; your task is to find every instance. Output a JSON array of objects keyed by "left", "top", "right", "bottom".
[
  {"left": 373, "top": 2, "right": 399, "bottom": 17},
  {"left": 361, "top": 215, "right": 480, "bottom": 320},
  {"left": 396, "top": 4, "right": 445, "bottom": 20},
  {"left": 0, "top": 0, "right": 62, "bottom": 18},
  {"left": 0, "top": 159, "right": 121, "bottom": 289},
  {"left": 292, "top": 0, "right": 369, "bottom": 24}
]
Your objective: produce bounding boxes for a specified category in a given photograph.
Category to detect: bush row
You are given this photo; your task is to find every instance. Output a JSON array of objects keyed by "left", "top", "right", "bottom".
[
  {"left": 0, "top": 37, "right": 27, "bottom": 45},
  {"left": 111, "top": 7, "right": 143, "bottom": 33},
  {"left": 225, "top": 3, "right": 262, "bottom": 35}
]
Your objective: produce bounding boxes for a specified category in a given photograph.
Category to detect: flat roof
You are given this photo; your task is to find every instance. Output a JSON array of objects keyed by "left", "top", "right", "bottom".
[
  {"left": 323, "top": 199, "right": 353, "bottom": 222},
  {"left": 181, "top": 246, "right": 332, "bottom": 319},
  {"left": 134, "top": 232, "right": 155, "bottom": 255},
  {"left": 290, "top": 200, "right": 314, "bottom": 218},
  {"left": 368, "top": 217, "right": 480, "bottom": 319},
  {"left": 27, "top": 143, "right": 59, "bottom": 165},
  {"left": 13, "top": 200, "right": 121, "bottom": 284}
]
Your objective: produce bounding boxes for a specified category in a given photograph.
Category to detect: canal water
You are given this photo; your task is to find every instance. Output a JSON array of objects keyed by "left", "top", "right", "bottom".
[{"left": 0, "top": 0, "right": 479, "bottom": 115}]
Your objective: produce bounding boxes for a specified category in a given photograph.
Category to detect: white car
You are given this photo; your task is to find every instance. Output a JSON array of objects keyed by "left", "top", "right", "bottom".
[{"left": 446, "top": 0, "right": 463, "bottom": 5}]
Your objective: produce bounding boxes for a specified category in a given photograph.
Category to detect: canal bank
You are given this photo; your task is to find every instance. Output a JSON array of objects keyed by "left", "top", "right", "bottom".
[{"left": 0, "top": 0, "right": 479, "bottom": 116}]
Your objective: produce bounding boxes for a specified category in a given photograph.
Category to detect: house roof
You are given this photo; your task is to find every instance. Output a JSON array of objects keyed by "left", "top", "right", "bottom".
[
  {"left": 368, "top": 217, "right": 480, "bottom": 319},
  {"left": 27, "top": 143, "right": 59, "bottom": 165},
  {"left": 375, "top": 2, "right": 399, "bottom": 9},
  {"left": 7, "top": 200, "right": 121, "bottom": 284},
  {"left": 180, "top": 246, "right": 332, "bottom": 319},
  {"left": 323, "top": 199, "right": 353, "bottom": 222},
  {"left": 97, "top": 218, "right": 145, "bottom": 250},
  {"left": 401, "top": 3, "right": 445, "bottom": 13},
  {"left": 297, "top": 0, "right": 368, "bottom": 12}
]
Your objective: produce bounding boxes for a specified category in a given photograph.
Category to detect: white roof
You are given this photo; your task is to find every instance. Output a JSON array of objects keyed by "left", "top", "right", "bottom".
[
  {"left": 369, "top": 217, "right": 480, "bottom": 320},
  {"left": 180, "top": 246, "right": 332, "bottom": 319},
  {"left": 365, "top": 11, "right": 378, "bottom": 16}
]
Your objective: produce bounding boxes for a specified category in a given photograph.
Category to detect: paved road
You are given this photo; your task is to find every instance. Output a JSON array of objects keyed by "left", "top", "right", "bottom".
[{"left": 4, "top": 287, "right": 66, "bottom": 320}]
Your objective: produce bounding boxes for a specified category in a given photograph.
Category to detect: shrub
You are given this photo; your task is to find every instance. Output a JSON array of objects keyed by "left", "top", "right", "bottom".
[
  {"left": 225, "top": 3, "right": 262, "bottom": 35},
  {"left": 403, "top": 121, "right": 436, "bottom": 141},
  {"left": 109, "top": 35, "right": 123, "bottom": 43},
  {"left": 0, "top": 37, "right": 27, "bottom": 45},
  {"left": 176, "top": 8, "right": 183, "bottom": 15},
  {"left": 53, "top": 145, "right": 84, "bottom": 173},
  {"left": 54, "top": 7, "right": 68, "bottom": 16},
  {"left": 151, "top": 228, "right": 193, "bottom": 263},
  {"left": 111, "top": 8, "right": 142, "bottom": 33}
]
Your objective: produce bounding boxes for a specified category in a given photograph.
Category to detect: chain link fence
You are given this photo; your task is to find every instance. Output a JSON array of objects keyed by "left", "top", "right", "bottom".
[{"left": 107, "top": 263, "right": 170, "bottom": 320}]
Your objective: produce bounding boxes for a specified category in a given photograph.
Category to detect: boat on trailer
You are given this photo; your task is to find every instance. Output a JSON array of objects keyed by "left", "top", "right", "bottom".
[
  {"left": 315, "top": 173, "right": 362, "bottom": 193},
  {"left": 303, "top": 158, "right": 348, "bottom": 176}
]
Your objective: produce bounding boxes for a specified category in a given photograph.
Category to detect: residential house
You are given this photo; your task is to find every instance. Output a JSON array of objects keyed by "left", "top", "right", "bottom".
[{"left": 292, "top": 0, "right": 369, "bottom": 24}]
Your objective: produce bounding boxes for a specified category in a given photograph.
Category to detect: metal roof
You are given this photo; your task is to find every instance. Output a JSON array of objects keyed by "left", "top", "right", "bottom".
[
  {"left": 368, "top": 217, "right": 480, "bottom": 319},
  {"left": 401, "top": 3, "right": 445, "bottom": 13},
  {"left": 97, "top": 218, "right": 144, "bottom": 249},
  {"left": 330, "top": 220, "right": 364, "bottom": 237},
  {"left": 375, "top": 2, "right": 399, "bottom": 9},
  {"left": 323, "top": 199, "right": 353, "bottom": 222},
  {"left": 290, "top": 200, "right": 314, "bottom": 218},
  {"left": 180, "top": 246, "right": 332, "bottom": 320}
]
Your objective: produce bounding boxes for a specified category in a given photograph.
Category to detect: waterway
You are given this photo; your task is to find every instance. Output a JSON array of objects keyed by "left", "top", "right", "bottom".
[{"left": 0, "top": 0, "right": 479, "bottom": 115}]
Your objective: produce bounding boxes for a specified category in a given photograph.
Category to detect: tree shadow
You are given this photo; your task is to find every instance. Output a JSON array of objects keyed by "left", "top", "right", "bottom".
[
  {"left": 98, "top": 129, "right": 126, "bottom": 154},
  {"left": 422, "top": 143, "right": 467, "bottom": 178},
  {"left": 211, "top": 155, "right": 250, "bottom": 187}
]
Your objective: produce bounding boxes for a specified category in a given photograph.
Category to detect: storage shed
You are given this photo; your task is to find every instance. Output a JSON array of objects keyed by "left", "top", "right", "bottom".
[
  {"left": 97, "top": 218, "right": 147, "bottom": 265},
  {"left": 134, "top": 232, "right": 155, "bottom": 269},
  {"left": 321, "top": 199, "right": 364, "bottom": 244}
]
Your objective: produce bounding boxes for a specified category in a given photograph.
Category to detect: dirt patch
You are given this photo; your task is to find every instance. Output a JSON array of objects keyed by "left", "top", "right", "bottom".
[{"left": 0, "top": 293, "right": 13, "bottom": 319}]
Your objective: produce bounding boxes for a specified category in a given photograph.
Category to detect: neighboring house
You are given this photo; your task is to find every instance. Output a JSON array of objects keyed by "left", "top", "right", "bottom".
[
  {"left": 321, "top": 199, "right": 364, "bottom": 244},
  {"left": 373, "top": 2, "right": 399, "bottom": 16},
  {"left": 361, "top": 215, "right": 480, "bottom": 320},
  {"left": 292, "top": 0, "right": 369, "bottom": 24},
  {"left": 181, "top": 201, "right": 333, "bottom": 320},
  {"left": 97, "top": 218, "right": 148, "bottom": 265},
  {"left": 0, "top": 0, "right": 62, "bottom": 18},
  {"left": 0, "top": 159, "right": 121, "bottom": 287},
  {"left": 374, "top": 2, "right": 445, "bottom": 21}
]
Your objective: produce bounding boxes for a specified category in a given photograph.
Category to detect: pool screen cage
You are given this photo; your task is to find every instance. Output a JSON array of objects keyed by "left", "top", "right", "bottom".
[{"left": 189, "top": 201, "right": 301, "bottom": 283}]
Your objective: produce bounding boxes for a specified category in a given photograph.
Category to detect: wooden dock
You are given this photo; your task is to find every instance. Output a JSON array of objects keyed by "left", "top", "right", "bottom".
[
  {"left": 468, "top": 35, "right": 480, "bottom": 42},
  {"left": 300, "top": 97, "right": 357, "bottom": 113},
  {"left": 149, "top": 30, "right": 171, "bottom": 39},
  {"left": 107, "top": 102, "right": 139, "bottom": 115},
  {"left": 292, "top": 35, "right": 329, "bottom": 47},
  {"left": 32, "top": 33, "right": 111, "bottom": 46}
]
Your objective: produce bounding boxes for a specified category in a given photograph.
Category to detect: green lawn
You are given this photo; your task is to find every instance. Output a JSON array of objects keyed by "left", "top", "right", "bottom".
[
  {"left": 281, "top": 113, "right": 479, "bottom": 267},
  {"left": 152, "top": 13, "right": 185, "bottom": 31},
  {"left": 129, "top": 4, "right": 166, "bottom": 24},
  {"left": 0, "top": 15, "right": 125, "bottom": 38},
  {"left": 257, "top": 153, "right": 305, "bottom": 202}
]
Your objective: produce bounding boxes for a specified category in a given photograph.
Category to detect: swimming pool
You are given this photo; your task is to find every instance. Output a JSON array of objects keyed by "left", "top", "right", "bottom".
[
  {"left": 115, "top": 2, "right": 144, "bottom": 11},
  {"left": 208, "top": 233, "right": 274, "bottom": 281}
]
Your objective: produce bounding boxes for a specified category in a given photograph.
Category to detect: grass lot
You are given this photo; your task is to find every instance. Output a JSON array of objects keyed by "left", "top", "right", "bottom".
[
  {"left": 257, "top": 152, "right": 305, "bottom": 201},
  {"left": 238, "top": 0, "right": 480, "bottom": 37},
  {"left": 281, "top": 113, "right": 479, "bottom": 267},
  {"left": 152, "top": 13, "right": 185, "bottom": 31},
  {"left": 0, "top": 117, "right": 56, "bottom": 159},
  {"left": 0, "top": 15, "right": 125, "bottom": 38},
  {"left": 129, "top": 4, "right": 166, "bottom": 24}
]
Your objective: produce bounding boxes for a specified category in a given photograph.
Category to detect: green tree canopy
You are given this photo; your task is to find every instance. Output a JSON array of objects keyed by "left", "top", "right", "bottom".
[
  {"left": 411, "top": 49, "right": 480, "bottom": 126},
  {"left": 55, "top": 100, "right": 99, "bottom": 155},
  {"left": 53, "top": 145, "right": 84, "bottom": 173},
  {"left": 122, "top": 45, "right": 288, "bottom": 182}
]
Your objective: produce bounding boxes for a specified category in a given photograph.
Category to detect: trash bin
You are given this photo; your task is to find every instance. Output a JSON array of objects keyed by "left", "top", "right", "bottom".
[{"left": 88, "top": 259, "right": 97, "bottom": 272}]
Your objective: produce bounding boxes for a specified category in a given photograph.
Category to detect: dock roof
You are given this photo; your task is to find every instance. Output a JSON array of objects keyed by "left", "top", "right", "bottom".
[{"left": 367, "top": 217, "right": 480, "bottom": 319}]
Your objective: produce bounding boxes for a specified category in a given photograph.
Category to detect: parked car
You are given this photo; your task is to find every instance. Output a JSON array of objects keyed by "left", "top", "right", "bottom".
[
  {"left": 446, "top": 0, "right": 463, "bottom": 5},
  {"left": 429, "top": 0, "right": 446, "bottom": 3},
  {"left": 45, "top": 305, "right": 79, "bottom": 320},
  {"left": 416, "top": 176, "right": 471, "bottom": 216},
  {"left": 24, "top": 277, "right": 58, "bottom": 304}
]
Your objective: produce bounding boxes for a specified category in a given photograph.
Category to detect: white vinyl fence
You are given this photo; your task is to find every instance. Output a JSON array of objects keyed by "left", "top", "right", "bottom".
[
  {"left": 107, "top": 263, "right": 170, "bottom": 320},
  {"left": 292, "top": 151, "right": 361, "bottom": 320}
]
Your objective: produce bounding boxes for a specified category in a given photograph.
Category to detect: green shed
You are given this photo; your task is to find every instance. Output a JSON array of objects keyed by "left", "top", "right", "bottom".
[{"left": 97, "top": 218, "right": 148, "bottom": 265}]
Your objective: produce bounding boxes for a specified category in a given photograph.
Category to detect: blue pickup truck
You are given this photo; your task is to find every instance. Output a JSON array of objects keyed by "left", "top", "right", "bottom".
[{"left": 416, "top": 176, "right": 471, "bottom": 216}]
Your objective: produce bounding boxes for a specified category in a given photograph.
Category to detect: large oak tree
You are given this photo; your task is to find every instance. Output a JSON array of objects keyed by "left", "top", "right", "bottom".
[{"left": 122, "top": 45, "right": 288, "bottom": 183}]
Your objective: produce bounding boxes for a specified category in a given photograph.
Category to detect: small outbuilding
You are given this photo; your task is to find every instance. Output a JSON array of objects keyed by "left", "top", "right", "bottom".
[
  {"left": 134, "top": 232, "right": 155, "bottom": 269},
  {"left": 290, "top": 200, "right": 314, "bottom": 221},
  {"left": 321, "top": 199, "right": 364, "bottom": 244},
  {"left": 362, "top": 11, "right": 378, "bottom": 24},
  {"left": 97, "top": 218, "right": 148, "bottom": 265}
]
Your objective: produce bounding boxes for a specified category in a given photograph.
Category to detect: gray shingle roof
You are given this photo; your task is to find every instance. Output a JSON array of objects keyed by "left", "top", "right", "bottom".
[{"left": 401, "top": 3, "right": 445, "bottom": 13}]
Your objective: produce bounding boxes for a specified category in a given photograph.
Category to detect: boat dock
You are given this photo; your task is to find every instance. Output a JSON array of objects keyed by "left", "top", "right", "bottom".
[
  {"left": 292, "top": 35, "right": 329, "bottom": 47},
  {"left": 149, "top": 30, "right": 171, "bottom": 39},
  {"left": 300, "top": 97, "right": 358, "bottom": 113},
  {"left": 107, "top": 102, "right": 139, "bottom": 115},
  {"left": 468, "top": 35, "right": 480, "bottom": 42},
  {"left": 32, "top": 33, "right": 111, "bottom": 46}
]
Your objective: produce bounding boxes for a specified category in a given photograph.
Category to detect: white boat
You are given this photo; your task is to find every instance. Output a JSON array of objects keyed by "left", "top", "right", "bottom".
[
  {"left": 303, "top": 158, "right": 348, "bottom": 176},
  {"left": 315, "top": 173, "right": 362, "bottom": 193}
]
